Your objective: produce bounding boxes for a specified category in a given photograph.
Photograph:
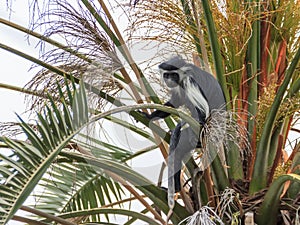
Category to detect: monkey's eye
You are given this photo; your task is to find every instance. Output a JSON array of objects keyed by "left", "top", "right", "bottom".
[
  {"left": 163, "top": 72, "right": 178, "bottom": 80},
  {"left": 163, "top": 72, "right": 170, "bottom": 79}
]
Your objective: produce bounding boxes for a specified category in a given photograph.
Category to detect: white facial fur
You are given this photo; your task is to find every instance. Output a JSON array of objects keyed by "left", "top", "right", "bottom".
[
  {"left": 159, "top": 66, "right": 210, "bottom": 119},
  {"left": 159, "top": 68, "right": 187, "bottom": 85}
]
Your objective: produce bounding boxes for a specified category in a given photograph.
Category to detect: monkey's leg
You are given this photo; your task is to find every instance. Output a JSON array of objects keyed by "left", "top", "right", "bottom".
[
  {"left": 168, "top": 125, "right": 198, "bottom": 208},
  {"left": 172, "top": 127, "right": 199, "bottom": 191}
]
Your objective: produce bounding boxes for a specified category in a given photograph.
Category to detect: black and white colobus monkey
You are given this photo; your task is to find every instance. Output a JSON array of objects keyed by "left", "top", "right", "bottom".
[{"left": 142, "top": 56, "right": 226, "bottom": 207}]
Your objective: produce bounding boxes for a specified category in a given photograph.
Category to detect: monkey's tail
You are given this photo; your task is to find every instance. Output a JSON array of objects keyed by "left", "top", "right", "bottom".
[{"left": 168, "top": 122, "right": 184, "bottom": 209}]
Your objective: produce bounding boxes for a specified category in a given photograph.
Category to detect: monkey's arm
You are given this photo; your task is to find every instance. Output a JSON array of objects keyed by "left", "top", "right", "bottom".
[
  {"left": 142, "top": 101, "right": 175, "bottom": 120},
  {"left": 138, "top": 89, "right": 184, "bottom": 120}
]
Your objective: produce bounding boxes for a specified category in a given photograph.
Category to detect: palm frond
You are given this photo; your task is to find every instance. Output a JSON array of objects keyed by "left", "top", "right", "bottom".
[
  {"left": 0, "top": 80, "right": 197, "bottom": 224},
  {"left": 250, "top": 42, "right": 300, "bottom": 193},
  {"left": 77, "top": 134, "right": 133, "bottom": 161},
  {"left": 59, "top": 208, "right": 162, "bottom": 225},
  {"left": 0, "top": 80, "right": 89, "bottom": 224},
  {"left": 201, "top": 0, "right": 229, "bottom": 103},
  {"left": 34, "top": 162, "right": 124, "bottom": 218},
  {"left": 257, "top": 174, "right": 300, "bottom": 225},
  {"left": 60, "top": 151, "right": 189, "bottom": 224}
]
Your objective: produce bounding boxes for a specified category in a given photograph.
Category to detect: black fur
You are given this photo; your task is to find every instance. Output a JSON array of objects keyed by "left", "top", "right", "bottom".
[
  {"left": 145, "top": 101, "right": 174, "bottom": 120},
  {"left": 159, "top": 63, "right": 179, "bottom": 71},
  {"left": 163, "top": 72, "right": 180, "bottom": 84},
  {"left": 158, "top": 56, "right": 187, "bottom": 71}
]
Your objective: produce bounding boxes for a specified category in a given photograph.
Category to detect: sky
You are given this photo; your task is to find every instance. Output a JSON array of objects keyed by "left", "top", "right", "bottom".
[{"left": 0, "top": 1, "right": 39, "bottom": 122}]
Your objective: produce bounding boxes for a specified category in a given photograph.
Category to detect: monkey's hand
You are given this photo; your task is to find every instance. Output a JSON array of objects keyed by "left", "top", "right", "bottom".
[
  {"left": 134, "top": 110, "right": 151, "bottom": 122},
  {"left": 135, "top": 102, "right": 173, "bottom": 122}
]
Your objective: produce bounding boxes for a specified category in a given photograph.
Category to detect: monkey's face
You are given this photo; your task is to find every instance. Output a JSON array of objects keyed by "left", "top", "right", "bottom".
[{"left": 163, "top": 72, "right": 180, "bottom": 88}]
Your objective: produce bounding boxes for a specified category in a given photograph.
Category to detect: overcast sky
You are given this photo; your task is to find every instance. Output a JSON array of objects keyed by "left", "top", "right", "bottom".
[{"left": 0, "top": 1, "right": 39, "bottom": 124}]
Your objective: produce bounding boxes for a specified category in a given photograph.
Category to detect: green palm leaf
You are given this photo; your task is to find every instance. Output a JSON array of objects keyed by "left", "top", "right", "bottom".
[
  {"left": 250, "top": 43, "right": 300, "bottom": 193},
  {"left": 59, "top": 208, "right": 162, "bottom": 225},
  {"left": 0, "top": 81, "right": 89, "bottom": 224},
  {"left": 0, "top": 80, "right": 195, "bottom": 224},
  {"left": 35, "top": 163, "right": 124, "bottom": 217},
  {"left": 60, "top": 151, "right": 189, "bottom": 224},
  {"left": 257, "top": 174, "right": 300, "bottom": 225}
]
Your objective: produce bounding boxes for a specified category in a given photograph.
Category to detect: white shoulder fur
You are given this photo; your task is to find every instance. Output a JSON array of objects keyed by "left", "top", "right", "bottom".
[{"left": 183, "top": 76, "right": 209, "bottom": 119}]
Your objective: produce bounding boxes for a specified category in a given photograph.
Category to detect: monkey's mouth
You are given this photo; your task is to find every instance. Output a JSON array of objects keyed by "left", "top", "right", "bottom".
[{"left": 165, "top": 80, "right": 179, "bottom": 88}]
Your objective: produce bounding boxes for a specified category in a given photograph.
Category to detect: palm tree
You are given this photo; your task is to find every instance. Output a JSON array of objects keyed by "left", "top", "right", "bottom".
[{"left": 0, "top": 0, "right": 299, "bottom": 224}]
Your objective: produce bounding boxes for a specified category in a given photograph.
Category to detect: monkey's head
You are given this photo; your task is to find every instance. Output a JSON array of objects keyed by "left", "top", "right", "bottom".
[{"left": 159, "top": 56, "right": 189, "bottom": 88}]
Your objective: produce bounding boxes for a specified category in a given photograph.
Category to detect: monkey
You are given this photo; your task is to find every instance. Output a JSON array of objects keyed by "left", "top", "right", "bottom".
[{"left": 140, "top": 56, "right": 226, "bottom": 207}]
